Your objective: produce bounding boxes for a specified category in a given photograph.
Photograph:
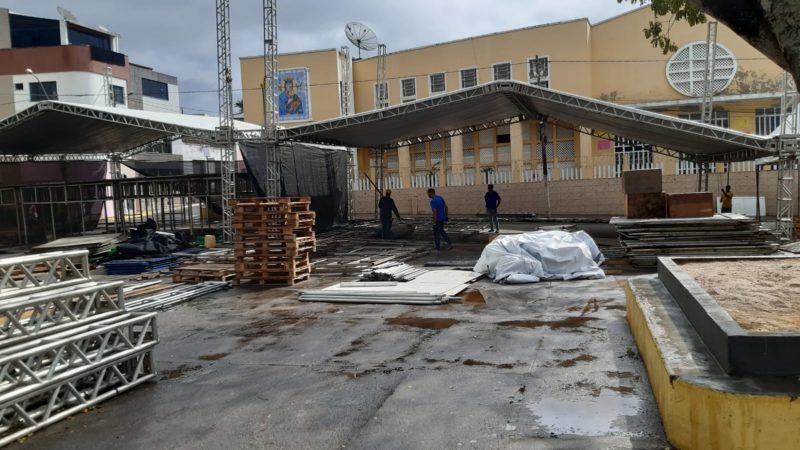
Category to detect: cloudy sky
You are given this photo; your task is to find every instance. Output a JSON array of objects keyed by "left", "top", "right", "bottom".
[{"left": 4, "top": 0, "right": 641, "bottom": 115}]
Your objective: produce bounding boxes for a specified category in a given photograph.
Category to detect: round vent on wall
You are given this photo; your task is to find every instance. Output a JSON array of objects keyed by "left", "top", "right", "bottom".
[{"left": 666, "top": 41, "right": 737, "bottom": 97}]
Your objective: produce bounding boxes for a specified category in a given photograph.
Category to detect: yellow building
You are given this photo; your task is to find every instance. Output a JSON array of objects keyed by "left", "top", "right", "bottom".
[{"left": 240, "top": 7, "right": 786, "bottom": 186}]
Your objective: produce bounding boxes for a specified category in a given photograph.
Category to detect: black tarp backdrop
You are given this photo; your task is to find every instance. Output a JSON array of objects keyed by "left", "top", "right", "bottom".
[{"left": 239, "top": 142, "right": 349, "bottom": 230}]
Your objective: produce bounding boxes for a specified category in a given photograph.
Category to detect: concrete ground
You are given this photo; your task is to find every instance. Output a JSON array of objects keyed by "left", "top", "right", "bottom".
[{"left": 13, "top": 236, "right": 667, "bottom": 449}]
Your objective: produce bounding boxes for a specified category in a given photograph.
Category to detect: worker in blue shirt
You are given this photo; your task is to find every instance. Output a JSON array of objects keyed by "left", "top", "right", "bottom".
[
  {"left": 427, "top": 188, "right": 452, "bottom": 251},
  {"left": 484, "top": 184, "right": 502, "bottom": 233},
  {"left": 377, "top": 189, "right": 402, "bottom": 239}
]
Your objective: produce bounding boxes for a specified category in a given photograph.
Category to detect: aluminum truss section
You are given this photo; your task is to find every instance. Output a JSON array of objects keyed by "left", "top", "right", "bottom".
[
  {"left": 375, "top": 44, "right": 388, "bottom": 109},
  {"left": 775, "top": 136, "right": 799, "bottom": 241},
  {"left": 0, "top": 282, "right": 125, "bottom": 347},
  {"left": 700, "top": 21, "right": 718, "bottom": 124},
  {"left": 780, "top": 72, "right": 798, "bottom": 135},
  {"left": 339, "top": 46, "right": 353, "bottom": 117},
  {"left": 0, "top": 342, "right": 155, "bottom": 447},
  {"left": 0, "top": 313, "right": 157, "bottom": 400},
  {"left": 262, "top": 0, "right": 281, "bottom": 197},
  {"left": 103, "top": 66, "right": 114, "bottom": 108},
  {"left": 0, "top": 250, "right": 90, "bottom": 300},
  {"left": 216, "top": 0, "right": 236, "bottom": 243}
]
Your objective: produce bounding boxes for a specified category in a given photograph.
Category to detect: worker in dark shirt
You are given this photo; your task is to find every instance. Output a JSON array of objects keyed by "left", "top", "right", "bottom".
[
  {"left": 484, "top": 184, "right": 502, "bottom": 233},
  {"left": 378, "top": 189, "right": 402, "bottom": 239}
]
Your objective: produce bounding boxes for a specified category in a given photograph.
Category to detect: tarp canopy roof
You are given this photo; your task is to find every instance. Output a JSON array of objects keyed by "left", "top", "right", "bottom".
[
  {"left": 284, "top": 81, "right": 775, "bottom": 163},
  {"left": 0, "top": 101, "right": 262, "bottom": 161}
]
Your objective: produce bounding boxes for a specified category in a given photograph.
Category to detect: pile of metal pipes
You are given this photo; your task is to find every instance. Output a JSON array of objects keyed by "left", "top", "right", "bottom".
[
  {"left": 126, "top": 281, "right": 230, "bottom": 311},
  {"left": 360, "top": 261, "right": 428, "bottom": 282},
  {"left": 0, "top": 250, "right": 158, "bottom": 447},
  {"left": 298, "top": 288, "right": 456, "bottom": 305}
]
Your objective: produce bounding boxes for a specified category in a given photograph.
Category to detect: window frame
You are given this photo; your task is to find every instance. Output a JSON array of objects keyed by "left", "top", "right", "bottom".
[
  {"left": 112, "top": 85, "right": 126, "bottom": 105},
  {"left": 429, "top": 72, "right": 446, "bottom": 95},
  {"left": 492, "top": 61, "right": 512, "bottom": 81},
  {"left": 527, "top": 55, "right": 551, "bottom": 88},
  {"left": 29, "top": 81, "right": 58, "bottom": 101},
  {"left": 141, "top": 78, "right": 169, "bottom": 101},
  {"left": 459, "top": 67, "right": 479, "bottom": 89},
  {"left": 400, "top": 77, "right": 416, "bottom": 103}
]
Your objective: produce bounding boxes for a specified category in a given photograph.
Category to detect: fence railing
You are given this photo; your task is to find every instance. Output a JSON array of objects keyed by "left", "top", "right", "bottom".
[{"left": 351, "top": 159, "right": 769, "bottom": 191}]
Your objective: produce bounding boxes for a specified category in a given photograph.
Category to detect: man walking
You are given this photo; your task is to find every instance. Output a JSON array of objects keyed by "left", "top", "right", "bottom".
[
  {"left": 378, "top": 189, "right": 402, "bottom": 239},
  {"left": 720, "top": 185, "right": 733, "bottom": 213},
  {"left": 484, "top": 184, "right": 502, "bottom": 233},
  {"left": 427, "top": 188, "right": 452, "bottom": 251}
]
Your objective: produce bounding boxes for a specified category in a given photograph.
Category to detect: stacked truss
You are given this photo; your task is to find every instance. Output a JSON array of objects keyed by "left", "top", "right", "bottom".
[{"left": 0, "top": 251, "right": 158, "bottom": 446}]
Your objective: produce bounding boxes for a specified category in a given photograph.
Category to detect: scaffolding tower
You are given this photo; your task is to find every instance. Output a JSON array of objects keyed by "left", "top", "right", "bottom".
[
  {"left": 262, "top": 0, "right": 281, "bottom": 198},
  {"left": 216, "top": 0, "right": 236, "bottom": 242},
  {"left": 700, "top": 21, "right": 718, "bottom": 125},
  {"left": 103, "top": 66, "right": 114, "bottom": 108},
  {"left": 339, "top": 46, "right": 353, "bottom": 117},
  {"left": 375, "top": 44, "right": 388, "bottom": 109}
]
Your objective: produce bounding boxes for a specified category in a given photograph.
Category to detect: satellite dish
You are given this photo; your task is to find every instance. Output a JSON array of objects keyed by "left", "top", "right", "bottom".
[
  {"left": 56, "top": 6, "right": 78, "bottom": 22},
  {"left": 345, "top": 22, "right": 378, "bottom": 58},
  {"left": 97, "top": 25, "right": 110, "bottom": 32}
]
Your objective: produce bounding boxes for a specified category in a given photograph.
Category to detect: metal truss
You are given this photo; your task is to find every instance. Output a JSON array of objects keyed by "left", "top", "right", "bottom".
[
  {"left": 0, "top": 344, "right": 155, "bottom": 447},
  {"left": 262, "top": 0, "right": 281, "bottom": 198},
  {"left": 0, "top": 312, "right": 157, "bottom": 400},
  {"left": 780, "top": 72, "right": 798, "bottom": 135},
  {"left": 775, "top": 136, "right": 799, "bottom": 241},
  {"left": 0, "top": 282, "right": 125, "bottom": 348},
  {"left": 375, "top": 44, "right": 388, "bottom": 109},
  {"left": 216, "top": 0, "right": 236, "bottom": 243},
  {"left": 103, "top": 66, "right": 114, "bottom": 108},
  {"left": 0, "top": 250, "right": 90, "bottom": 300},
  {"left": 339, "top": 46, "right": 353, "bottom": 117},
  {"left": 700, "top": 21, "right": 718, "bottom": 124}
]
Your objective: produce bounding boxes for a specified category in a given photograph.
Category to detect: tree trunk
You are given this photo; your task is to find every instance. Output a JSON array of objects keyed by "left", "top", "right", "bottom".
[{"left": 688, "top": 0, "right": 800, "bottom": 86}]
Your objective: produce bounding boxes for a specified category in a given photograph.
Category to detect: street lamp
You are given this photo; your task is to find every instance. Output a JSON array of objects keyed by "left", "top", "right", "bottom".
[{"left": 25, "top": 68, "right": 50, "bottom": 101}]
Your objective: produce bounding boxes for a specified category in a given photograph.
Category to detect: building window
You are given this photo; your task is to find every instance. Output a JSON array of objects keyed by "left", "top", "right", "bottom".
[
  {"left": 492, "top": 62, "right": 511, "bottom": 81},
  {"left": 614, "top": 137, "right": 653, "bottom": 175},
  {"left": 9, "top": 14, "right": 61, "bottom": 49},
  {"left": 678, "top": 110, "right": 730, "bottom": 128},
  {"left": 400, "top": 78, "right": 416, "bottom": 103},
  {"left": 374, "top": 82, "right": 389, "bottom": 109},
  {"left": 523, "top": 120, "right": 576, "bottom": 175},
  {"left": 429, "top": 73, "right": 446, "bottom": 94},
  {"left": 755, "top": 107, "right": 781, "bottom": 135},
  {"left": 142, "top": 78, "right": 169, "bottom": 101},
  {"left": 528, "top": 56, "right": 550, "bottom": 88},
  {"left": 666, "top": 42, "right": 737, "bottom": 97},
  {"left": 29, "top": 81, "right": 58, "bottom": 101},
  {"left": 14, "top": 83, "right": 23, "bottom": 91},
  {"left": 67, "top": 24, "right": 112, "bottom": 50},
  {"left": 460, "top": 68, "right": 478, "bottom": 89},
  {"left": 112, "top": 85, "right": 126, "bottom": 105}
]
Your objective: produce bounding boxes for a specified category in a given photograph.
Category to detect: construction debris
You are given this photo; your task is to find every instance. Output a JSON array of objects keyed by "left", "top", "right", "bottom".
[
  {"left": 360, "top": 261, "right": 428, "bottom": 281},
  {"left": 102, "top": 256, "right": 176, "bottom": 275},
  {"left": 232, "top": 197, "right": 316, "bottom": 286},
  {"left": 172, "top": 263, "right": 236, "bottom": 283},
  {"left": 0, "top": 251, "right": 157, "bottom": 447},
  {"left": 30, "top": 234, "right": 125, "bottom": 259},
  {"left": 125, "top": 281, "right": 230, "bottom": 311},
  {"left": 611, "top": 214, "right": 778, "bottom": 267}
]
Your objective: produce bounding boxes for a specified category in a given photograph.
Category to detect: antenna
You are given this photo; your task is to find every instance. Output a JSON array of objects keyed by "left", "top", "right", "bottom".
[
  {"left": 345, "top": 22, "right": 378, "bottom": 58},
  {"left": 56, "top": 6, "right": 78, "bottom": 22}
]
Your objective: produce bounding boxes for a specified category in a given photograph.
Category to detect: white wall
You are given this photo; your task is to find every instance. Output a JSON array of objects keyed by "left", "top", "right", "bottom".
[
  {"left": 12, "top": 71, "right": 128, "bottom": 112},
  {"left": 137, "top": 82, "right": 181, "bottom": 114}
]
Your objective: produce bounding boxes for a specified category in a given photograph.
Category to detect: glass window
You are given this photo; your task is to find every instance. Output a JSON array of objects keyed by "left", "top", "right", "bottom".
[
  {"left": 142, "top": 78, "right": 169, "bottom": 101},
  {"left": 497, "top": 146, "right": 511, "bottom": 162},
  {"left": 493, "top": 62, "right": 511, "bottom": 81},
  {"left": 463, "top": 149, "right": 475, "bottom": 165},
  {"left": 414, "top": 150, "right": 426, "bottom": 169},
  {"left": 9, "top": 14, "right": 61, "bottom": 49},
  {"left": 112, "top": 85, "right": 125, "bottom": 105},
  {"left": 429, "top": 73, "right": 446, "bottom": 94},
  {"left": 480, "top": 147, "right": 494, "bottom": 164},
  {"left": 678, "top": 110, "right": 729, "bottom": 128},
  {"left": 462, "top": 133, "right": 474, "bottom": 148},
  {"left": 556, "top": 125, "right": 573, "bottom": 139},
  {"left": 29, "top": 81, "right": 58, "bottom": 101},
  {"left": 528, "top": 56, "right": 550, "bottom": 87},
  {"left": 67, "top": 24, "right": 111, "bottom": 50},
  {"left": 755, "top": 107, "right": 781, "bottom": 135},
  {"left": 460, "top": 68, "right": 478, "bottom": 88},
  {"left": 400, "top": 78, "right": 416, "bottom": 102},
  {"left": 523, "top": 144, "right": 532, "bottom": 161},
  {"left": 387, "top": 153, "right": 399, "bottom": 170},
  {"left": 479, "top": 129, "right": 494, "bottom": 145}
]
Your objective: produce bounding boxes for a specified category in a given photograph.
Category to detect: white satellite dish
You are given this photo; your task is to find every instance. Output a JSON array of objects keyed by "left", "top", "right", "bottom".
[
  {"left": 56, "top": 6, "right": 78, "bottom": 22},
  {"left": 345, "top": 22, "right": 378, "bottom": 58}
]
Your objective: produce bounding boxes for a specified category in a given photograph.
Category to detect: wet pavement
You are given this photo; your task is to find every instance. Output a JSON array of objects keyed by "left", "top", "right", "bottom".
[{"left": 15, "top": 241, "right": 667, "bottom": 449}]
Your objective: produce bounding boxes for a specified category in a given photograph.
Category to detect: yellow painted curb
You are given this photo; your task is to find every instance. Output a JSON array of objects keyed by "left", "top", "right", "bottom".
[{"left": 625, "top": 280, "right": 800, "bottom": 450}]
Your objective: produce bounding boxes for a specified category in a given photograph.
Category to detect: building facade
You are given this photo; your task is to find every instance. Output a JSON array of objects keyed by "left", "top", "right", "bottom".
[{"left": 239, "top": 7, "right": 787, "bottom": 189}]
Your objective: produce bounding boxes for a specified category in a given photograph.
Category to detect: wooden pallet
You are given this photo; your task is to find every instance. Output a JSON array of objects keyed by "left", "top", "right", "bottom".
[
  {"left": 172, "top": 263, "right": 236, "bottom": 283},
  {"left": 234, "top": 272, "right": 310, "bottom": 286}
]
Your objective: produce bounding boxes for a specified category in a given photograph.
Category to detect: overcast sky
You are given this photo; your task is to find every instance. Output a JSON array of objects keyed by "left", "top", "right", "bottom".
[{"left": 4, "top": 0, "right": 640, "bottom": 115}]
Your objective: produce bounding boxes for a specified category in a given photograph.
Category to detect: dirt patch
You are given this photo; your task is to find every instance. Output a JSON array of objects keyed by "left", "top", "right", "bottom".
[
  {"left": 556, "top": 354, "right": 597, "bottom": 368},
  {"left": 385, "top": 317, "right": 459, "bottom": 330},
  {"left": 238, "top": 316, "right": 318, "bottom": 342},
  {"left": 603, "top": 305, "right": 626, "bottom": 311},
  {"left": 160, "top": 364, "right": 202, "bottom": 380},
  {"left": 681, "top": 259, "right": 800, "bottom": 332},
  {"left": 605, "top": 371, "right": 641, "bottom": 382},
  {"left": 462, "top": 359, "right": 515, "bottom": 369},
  {"left": 461, "top": 290, "right": 486, "bottom": 305},
  {"left": 605, "top": 385, "right": 635, "bottom": 395},
  {"left": 498, "top": 317, "right": 598, "bottom": 330},
  {"left": 554, "top": 347, "right": 583, "bottom": 354},
  {"left": 198, "top": 353, "right": 227, "bottom": 361}
]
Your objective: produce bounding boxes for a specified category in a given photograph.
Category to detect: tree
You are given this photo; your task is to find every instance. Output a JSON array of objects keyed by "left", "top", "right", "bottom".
[
  {"left": 620, "top": 0, "right": 800, "bottom": 85},
  {"left": 234, "top": 99, "right": 244, "bottom": 112}
]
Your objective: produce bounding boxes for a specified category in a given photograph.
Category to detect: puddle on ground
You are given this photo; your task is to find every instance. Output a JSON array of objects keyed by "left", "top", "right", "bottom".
[
  {"left": 384, "top": 317, "right": 459, "bottom": 329},
  {"left": 498, "top": 317, "right": 597, "bottom": 330},
  {"left": 527, "top": 390, "right": 642, "bottom": 436}
]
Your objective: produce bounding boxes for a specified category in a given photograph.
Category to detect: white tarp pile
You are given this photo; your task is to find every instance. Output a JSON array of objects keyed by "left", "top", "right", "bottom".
[{"left": 473, "top": 230, "right": 605, "bottom": 283}]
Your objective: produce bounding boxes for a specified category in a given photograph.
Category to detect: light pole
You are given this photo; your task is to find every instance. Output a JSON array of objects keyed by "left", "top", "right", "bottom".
[{"left": 25, "top": 68, "right": 50, "bottom": 101}]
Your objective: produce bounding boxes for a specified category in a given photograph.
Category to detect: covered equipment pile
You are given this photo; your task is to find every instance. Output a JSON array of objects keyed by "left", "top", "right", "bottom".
[{"left": 473, "top": 231, "right": 605, "bottom": 283}]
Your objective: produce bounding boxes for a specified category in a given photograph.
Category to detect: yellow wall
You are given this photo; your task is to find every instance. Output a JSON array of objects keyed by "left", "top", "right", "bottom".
[{"left": 240, "top": 49, "right": 342, "bottom": 125}]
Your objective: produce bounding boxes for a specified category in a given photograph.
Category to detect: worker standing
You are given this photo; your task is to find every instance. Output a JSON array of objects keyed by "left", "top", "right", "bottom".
[
  {"left": 378, "top": 189, "right": 402, "bottom": 239},
  {"left": 484, "top": 184, "right": 502, "bottom": 233},
  {"left": 427, "top": 188, "right": 452, "bottom": 251},
  {"left": 721, "top": 185, "right": 733, "bottom": 213}
]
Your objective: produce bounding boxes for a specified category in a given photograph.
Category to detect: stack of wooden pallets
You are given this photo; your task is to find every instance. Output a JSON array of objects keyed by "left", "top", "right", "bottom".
[{"left": 231, "top": 197, "right": 316, "bottom": 285}]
